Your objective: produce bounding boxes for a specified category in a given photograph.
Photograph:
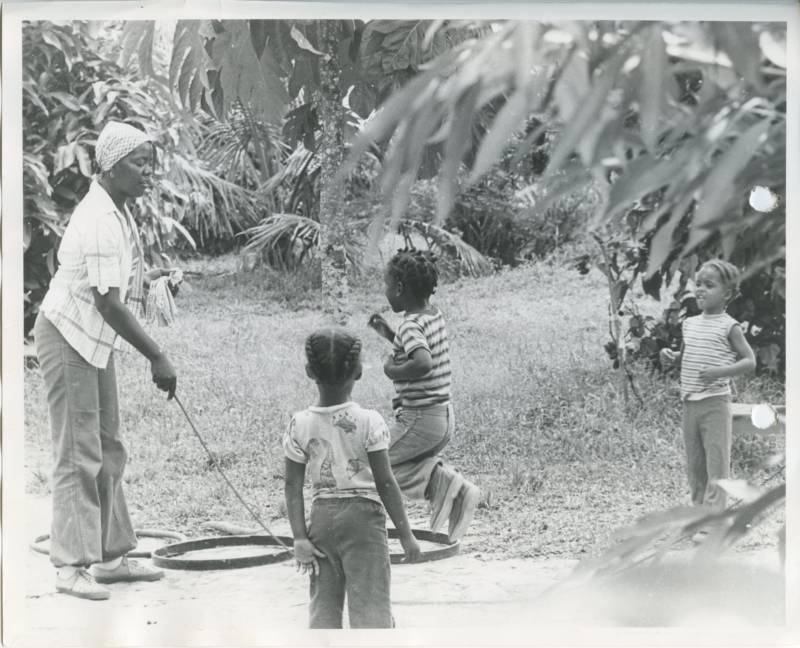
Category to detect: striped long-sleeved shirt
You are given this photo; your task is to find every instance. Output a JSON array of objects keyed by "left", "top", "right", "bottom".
[
  {"left": 391, "top": 307, "right": 451, "bottom": 409},
  {"left": 680, "top": 313, "right": 740, "bottom": 400}
]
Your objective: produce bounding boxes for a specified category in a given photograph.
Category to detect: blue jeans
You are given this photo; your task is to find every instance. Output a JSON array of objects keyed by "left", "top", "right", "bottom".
[
  {"left": 389, "top": 403, "right": 453, "bottom": 500},
  {"left": 34, "top": 313, "right": 137, "bottom": 567},
  {"left": 307, "top": 497, "right": 392, "bottom": 628}
]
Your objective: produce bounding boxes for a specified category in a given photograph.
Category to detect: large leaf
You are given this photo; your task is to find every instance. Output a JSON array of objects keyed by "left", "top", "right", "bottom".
[
  {"left": 170, "top": 21, "right": 215, "bottom": 113},
  {"left": 467, "top": 90, "right": 530, "bottom": 185},
  {"left": 645, "top": 192, "right": 694, "bottom": 275},
  {"left": 606, "top": 148, "right": 694, "bottom": 222},
  {"left": 544, "top": 47, "right": 627, "bottom": 177},
  {"left": 75, "top": 144, "right": 93, "bottom": 177},
  {"left": 53, "top": 142, "right": 77, "bottom": 174},
  {"left": 50, "top": 91, "right": 83, "bottom": 111},
  {"left": 638, "top": 24, "right": 669, "bottom": 151},
  {"left": 339, "top": 64, "right": 444, "bottom": 178},
  {"left": 387, "top": 100, "right": 439, "bottom": 231},
  {"left": 216, "top": 23, "right": 289, "bottom": 126},
  {"left": 553, "top": 51, "right": 589, "bottom": 123},
  {"left": 437, "top": 81, "right": 481, "bottom": 223},
  {"left": 684, "top": 117, "right": 772, "bottom": 252},
  {"left": 710, "top": 22, "right": 763, "bottom": 90},
  {"left": 290, "top": 25, "right": 324, "bottom": 57}
]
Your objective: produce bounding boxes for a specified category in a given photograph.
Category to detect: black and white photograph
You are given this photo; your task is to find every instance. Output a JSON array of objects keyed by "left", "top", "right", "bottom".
[{"left": 1, "top": 1, "right": 797, "bottom": 646}]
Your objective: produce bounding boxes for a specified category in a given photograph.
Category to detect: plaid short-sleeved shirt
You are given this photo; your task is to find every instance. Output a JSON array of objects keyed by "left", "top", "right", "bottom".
[{"left": 40, "top": 180, "right": 142, "bottom": 369}]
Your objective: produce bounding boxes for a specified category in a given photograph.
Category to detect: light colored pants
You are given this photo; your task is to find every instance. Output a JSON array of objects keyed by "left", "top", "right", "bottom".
[
  {"left": 307, "top": 497, "right": 392, "bottom": 628},
  {"left": 389, "top": 403, "right": 453, "bottom": 501},
  {"left": 34, "top": 313, "right": 137, "bottom": 567},
  {"left": 682, "top": 395, "right": 732, "bottom": 511}
]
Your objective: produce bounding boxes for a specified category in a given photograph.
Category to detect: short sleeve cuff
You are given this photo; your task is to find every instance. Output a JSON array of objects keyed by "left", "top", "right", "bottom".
[
  {"left": 282, "top": 416, "right": 308, "bottom": 463},
  {"left": 86, "top": 255, "right": 122, "bottom": 294},
  {"left": 282, "top": 441, "right": 308, "bottom": 464},
  {"left": 365, "top": 412, "right": 391, "bottom": 452}
]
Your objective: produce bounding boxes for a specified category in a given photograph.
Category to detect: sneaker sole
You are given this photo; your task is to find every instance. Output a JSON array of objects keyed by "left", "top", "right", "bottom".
[
  {"left": 430, "top": 474, "right": 465, "bottom": 532},
  {"left": 448, "top": 485, "right": 480, "bottom": 542},
  {"left": 56, "top": 585, "right": 110, "bottom": 601},
  {"left": 93, "top": 572, "right": 164, "bottom": 584}
]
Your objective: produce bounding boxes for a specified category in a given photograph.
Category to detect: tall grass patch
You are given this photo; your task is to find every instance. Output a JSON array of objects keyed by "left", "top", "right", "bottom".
[{"left": 23, "top": 260, "right": 784, "bottom": 558}]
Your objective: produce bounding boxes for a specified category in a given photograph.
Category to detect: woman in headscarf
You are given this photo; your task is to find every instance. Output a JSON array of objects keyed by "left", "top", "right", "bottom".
[{"left": 33, "top": 121, "right": 178, "bottom": 600}]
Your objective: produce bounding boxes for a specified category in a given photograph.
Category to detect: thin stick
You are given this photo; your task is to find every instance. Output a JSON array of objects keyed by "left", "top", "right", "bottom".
[{"left": 173, "top": 394, "right": 290, "bottom": 550}]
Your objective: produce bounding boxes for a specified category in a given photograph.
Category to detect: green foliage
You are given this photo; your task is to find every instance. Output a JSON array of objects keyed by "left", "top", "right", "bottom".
[
  {"left": 240, "top": 213, "right": 319, "bottom": 270},
  {"left": 341, "top": 21, "right": 786, "bottom": 278},
  {"left": 22, "top": 21, "right": 189, "bottom": 333},
  {"left": 570, "top": 478, "right": 784, "bottom": 582},
  {"left": 120, "top": 19, "right": 491, "bottom": 282},
  {"left": 396, "top": 219, "right": 494, "bottom": 279},
  {"left": 583, "top": 245, "right": 786, "bottom": 378},
  {"left": 22, "top": 21, "right": 282, "bottom": 334}
]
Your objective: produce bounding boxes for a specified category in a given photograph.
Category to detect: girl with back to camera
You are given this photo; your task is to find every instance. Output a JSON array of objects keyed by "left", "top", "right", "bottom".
[
  {"left": 283, "top": 328, "right": 421, "bottom": 629},
  {"left": 369, "top": 249, "right": 480, "bottom": 543},
  {"left": 660, "top": 259, "right": 756, "bottom": 535}
]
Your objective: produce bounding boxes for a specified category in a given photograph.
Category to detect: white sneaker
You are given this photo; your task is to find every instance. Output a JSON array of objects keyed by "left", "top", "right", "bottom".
[
  {"left": 56, "top": 568, "right": 110, "bottom": 600},
  {"left": 429, "top": 468, "right": 465, "bottom": 532},
  {"left": 448, "top": 482, "right": 480, "bottom": 542},
  {"left": 91, "top": 557, "right": 164, "bottom": 584}
]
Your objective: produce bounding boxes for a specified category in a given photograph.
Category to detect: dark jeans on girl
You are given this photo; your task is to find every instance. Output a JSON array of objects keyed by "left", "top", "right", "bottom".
[{"left": 307, "top": 497, "right": 392, "bottom": 628}]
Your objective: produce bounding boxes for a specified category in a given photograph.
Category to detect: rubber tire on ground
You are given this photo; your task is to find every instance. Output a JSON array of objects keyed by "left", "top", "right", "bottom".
[
  {"left": 151, "top": 535, "right": 295, "bottom": 570},
  {"left": 150, "top": 528, "right": 459, "bottom": 571},
  {"left": 30, "top": 529, "right": 187, "bottom": 559},
  {"left": 388, "top": 528, "right": 460, "bottom": 564}
]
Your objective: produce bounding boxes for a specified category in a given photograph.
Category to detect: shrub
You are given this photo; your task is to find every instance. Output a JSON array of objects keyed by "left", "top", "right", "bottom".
[{"left": 402, "top": 170, "right": 595, "bottom": 268}]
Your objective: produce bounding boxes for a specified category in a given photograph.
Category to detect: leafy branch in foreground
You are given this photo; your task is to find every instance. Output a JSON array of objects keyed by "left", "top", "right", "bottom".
[
  {"left": 567, "top": 471, "right": 785, "bottom": 585},
  {"left": 341, "top": 21, "right": 786, "bottom": 274}
]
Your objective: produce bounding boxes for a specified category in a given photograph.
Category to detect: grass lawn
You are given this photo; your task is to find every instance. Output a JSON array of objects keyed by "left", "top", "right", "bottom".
[{"left": 23, "top": 257, "right": 785, "bottom": 560}]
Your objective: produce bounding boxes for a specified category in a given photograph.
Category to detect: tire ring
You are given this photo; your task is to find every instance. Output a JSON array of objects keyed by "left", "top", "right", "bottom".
[
  {"left": 388, "top": 528, "right": 460, "bottom": 564},
  {"left": 148, "top": 528, "right": 460, "bottom": 570},
  {"left": 151, "top": 535, "right": 294, "bottom": 570},
  {"left": 30, "top": 529, "right": 187, "bottom": 559}
]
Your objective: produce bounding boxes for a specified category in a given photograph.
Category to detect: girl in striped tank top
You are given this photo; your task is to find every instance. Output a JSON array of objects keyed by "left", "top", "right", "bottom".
[
  {"left": 369, "top": 250, "right": 480, "bottom": 542},
  {"left": 660, "top": 260, "right": 755, "bottom": 525}
]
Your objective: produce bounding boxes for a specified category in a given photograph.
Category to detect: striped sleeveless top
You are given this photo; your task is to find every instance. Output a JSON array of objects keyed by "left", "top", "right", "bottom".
[
  {"left": 392, "top": 307, "right": 451, "bottom": 409},
  {"left": 680, "top": 313, "right": 739, "bottom": 400}
]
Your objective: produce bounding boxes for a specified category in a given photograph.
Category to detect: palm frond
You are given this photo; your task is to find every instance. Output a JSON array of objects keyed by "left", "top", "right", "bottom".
[
  {"left": 167, "top": 153, "right": 261, "bottom": 245},
  {"left": 397, "top": 219, "right": 494, "bottom": 277},
  {"left": 198, "top": 101, "right": 289, "bottom": 188},
  {"left": 256, "top": 144, "right": 320, "bottom": 218},
  {"left": 241, "top": 213, "right": 319, "bottom": 270}
]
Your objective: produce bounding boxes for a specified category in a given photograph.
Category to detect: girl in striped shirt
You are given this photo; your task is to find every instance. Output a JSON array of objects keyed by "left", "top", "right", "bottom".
[
  {"left": 369, "top": 250, "right": 480, "bottom": 542},
  {"left": 660, "top": 260, "right": 755, "bottom": 519}
]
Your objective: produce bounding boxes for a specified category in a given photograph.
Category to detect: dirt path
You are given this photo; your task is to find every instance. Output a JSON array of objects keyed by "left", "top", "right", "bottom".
[
  {"left": 9, "top": 496, "right": 786, "bottom": 646},
  {"left": 11, "top": 496, "right": 578, "bottom": 646}
]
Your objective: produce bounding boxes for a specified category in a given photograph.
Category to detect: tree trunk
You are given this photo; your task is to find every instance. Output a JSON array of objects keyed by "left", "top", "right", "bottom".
[{"left": 316, "top": 20, "right": 351, "bottom": 325}]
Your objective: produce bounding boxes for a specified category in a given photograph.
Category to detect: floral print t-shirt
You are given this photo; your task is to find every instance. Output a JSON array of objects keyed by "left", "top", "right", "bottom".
[{"left": 282, "top": 401, "right": 390, "bottom": 503}]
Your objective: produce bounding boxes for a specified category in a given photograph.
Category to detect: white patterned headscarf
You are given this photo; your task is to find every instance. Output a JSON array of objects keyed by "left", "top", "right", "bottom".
[
  {"left": 94, "top": 121, "right": 153, "bottom": 324},
  {"left": 95, "top": 121, "right": 153, "bottom": 172}
]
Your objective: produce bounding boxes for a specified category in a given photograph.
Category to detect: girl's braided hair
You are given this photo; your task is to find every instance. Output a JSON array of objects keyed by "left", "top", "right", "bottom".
[
  {"left": 387, "top": 248, "right": 439, "bottom": 299},
  {"left": 699, "top": 259, "right": 741, "bottom": 302},
  {"left": 304, "top": 328, "right": 362, "bottom": 385}
]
